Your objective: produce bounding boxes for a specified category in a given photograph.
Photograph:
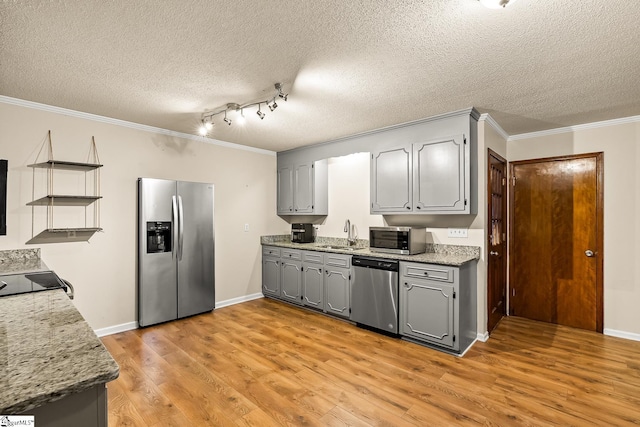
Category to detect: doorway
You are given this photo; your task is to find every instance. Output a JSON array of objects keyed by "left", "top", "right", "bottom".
[
  {"left": 487, "top": 149, "right": 507, "bottom": 333},
  {"left": 509, "top": 153, "right": 604, "bottom": 332}
]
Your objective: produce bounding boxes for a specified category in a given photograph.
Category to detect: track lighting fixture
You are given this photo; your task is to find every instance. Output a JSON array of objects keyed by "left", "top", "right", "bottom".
[{"left": 198, "top": 83, "right": 289, "bottom": 135}]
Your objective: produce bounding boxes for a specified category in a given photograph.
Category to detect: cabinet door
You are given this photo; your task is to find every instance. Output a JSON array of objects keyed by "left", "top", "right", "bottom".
[
  {"left": 277, "top": 165, "right": 294, "bottom": 214},
  {"left": 262, "top": 257, "right": 280, "bottom": 297},
  {"left": 325, "top": 266, "right": 350, "bottom": 318},
  {"left": 294, "top": 162, "right": 314, "bottom": 213},
  {"left": 371, "top": 147, "right": 412, "bottom": 213},
  {"left": 302, "top": 263, "right": 324, "bottom": 310},
  {"left": 413, "top": 135, "right": 466, "bottom": 212},
  {"left": 400, "top": 278, "right": 455, "bottom": 348},
  {"left": 281, "top": 259, "right": 302, "bottom": 304}
]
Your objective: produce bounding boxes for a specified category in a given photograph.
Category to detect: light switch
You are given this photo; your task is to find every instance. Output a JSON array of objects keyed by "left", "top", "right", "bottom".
[{"left": 244, "top": 223, "right": 249, "bottom": 232}]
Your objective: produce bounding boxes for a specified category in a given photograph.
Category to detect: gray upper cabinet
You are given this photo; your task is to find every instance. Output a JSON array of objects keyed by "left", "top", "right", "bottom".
[
  {"left": 294, "top": 162, "right": 314, "bottom": 213},
  {"left": 413, "top": 134, "right": 466, "bottom": 212},
  {"left": 371, "top": 134, "right": 475, "bottom": 214},
  {"left": 277, "top": 165, "right": 294, "bottom": 214},
  {"left": 370, "top": 147, "right": 412, "bottom": 212},
  {"left": 277, "top": 160, "right": 328, "bottom": 215}
]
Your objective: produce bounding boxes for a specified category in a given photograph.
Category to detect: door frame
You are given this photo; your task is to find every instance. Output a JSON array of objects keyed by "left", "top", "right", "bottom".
[
  {"left": 508, "top": 152, "right": 604, "bottom": 332},
  {"left": 487, "top": 149, "right": 507, "bottom": 333}
]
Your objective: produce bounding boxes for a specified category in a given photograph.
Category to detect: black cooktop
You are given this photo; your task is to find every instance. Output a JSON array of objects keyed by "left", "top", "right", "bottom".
[{"left": 0, "top": 271, "right": 67, "bottom": 297}]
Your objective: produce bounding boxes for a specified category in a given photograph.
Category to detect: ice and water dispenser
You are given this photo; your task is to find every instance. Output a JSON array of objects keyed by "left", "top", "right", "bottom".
[{"left": 146, "top": 221, "right": 172, "bottom": 253}]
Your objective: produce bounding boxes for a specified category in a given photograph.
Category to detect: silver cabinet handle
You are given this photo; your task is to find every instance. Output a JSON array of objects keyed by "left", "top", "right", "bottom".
[
  {"left": 585, "top": 250, "right": 595, "bottom": 257},
  {"left": 490, "top": 251, "right": 499, "bottom": 256}
]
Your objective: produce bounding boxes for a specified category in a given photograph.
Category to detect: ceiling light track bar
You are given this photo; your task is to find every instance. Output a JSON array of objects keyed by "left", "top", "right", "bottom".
[{"left": 199, "top": 83, "right": 288, "bottom": 134}]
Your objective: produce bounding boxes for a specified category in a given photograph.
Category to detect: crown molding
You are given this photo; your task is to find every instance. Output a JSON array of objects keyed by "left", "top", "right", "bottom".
[
  {"left": 509, "top": 114, "right": 640, "bottom": 141},
  {"left": 478, "top": 113, "right": 509, "bottom": 141},
  {"left": 0, "top": 95, "right": 276, "bottom": 157}
]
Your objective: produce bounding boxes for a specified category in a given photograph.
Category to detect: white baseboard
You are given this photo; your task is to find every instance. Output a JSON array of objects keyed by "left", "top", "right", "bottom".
[
  {"left": 94, "top": 293, "right": 265, "bottom": 337},
  {"left": 95, "top": 321, "right": 138, "bottom": 337},
  {"left": 603, "top": 328, "right": 640, "bottom": 342},
  {"left": 477, "top": 331, "right": 490, "bottom": 342},
  {"left": 215, "top": 292, "right": 264, "bottom": 309}
]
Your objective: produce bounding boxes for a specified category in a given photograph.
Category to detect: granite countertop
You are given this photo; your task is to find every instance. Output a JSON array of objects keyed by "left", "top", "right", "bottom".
[
  {"left": 261, "top": 235, "right": 480, "bottom": 266},
  {"left": 0, "top": 248, "right": 51, "bottom": 275},
  {"left": 0, "top": 250, "right": 120, "bottom": 414}
]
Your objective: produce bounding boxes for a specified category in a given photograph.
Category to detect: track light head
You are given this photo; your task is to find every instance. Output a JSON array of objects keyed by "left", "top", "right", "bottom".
[
  {"left": 275, "top": 82, "right": 288, "bottom": 101},
  {"left": 269, "top": 100, "right": 278, "bottom": 112},
  {"left": 223, "top": 110, "right": 232, "bottom": 126},
  {"left": 257, "top": 106, "right": 265, "bottom": 119},
  {"left": 198, "top": 124, "right": 208, "bottom": 136}
]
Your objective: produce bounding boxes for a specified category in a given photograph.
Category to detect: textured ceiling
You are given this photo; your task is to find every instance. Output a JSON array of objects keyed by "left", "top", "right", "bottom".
[{"left": 1, "top": 0, "right": 639, "bottom": 152}]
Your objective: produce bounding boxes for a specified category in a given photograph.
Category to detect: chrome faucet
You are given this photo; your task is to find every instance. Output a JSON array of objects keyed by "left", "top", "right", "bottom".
[{"left": 344, "top": 219, "right": 357, "bottom": 246}]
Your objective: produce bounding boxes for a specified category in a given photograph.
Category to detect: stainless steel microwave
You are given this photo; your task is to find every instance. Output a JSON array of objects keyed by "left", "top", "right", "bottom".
[{"left": 369, "top": 227, "right": 426, "bottom": 255}]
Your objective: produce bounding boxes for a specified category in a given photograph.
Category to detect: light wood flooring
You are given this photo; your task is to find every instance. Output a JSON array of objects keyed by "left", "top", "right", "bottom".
[{"left": 102, "top": 297, "right": 640, "bottom": 426}]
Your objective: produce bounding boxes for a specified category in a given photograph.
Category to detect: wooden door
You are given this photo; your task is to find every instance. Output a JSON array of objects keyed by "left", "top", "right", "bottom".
[
  {"left": 487, "top": 150, "right": 507, "bottom": 333},
  {"left": 510, "top": 153, "right": 603, "bottom": 332}
]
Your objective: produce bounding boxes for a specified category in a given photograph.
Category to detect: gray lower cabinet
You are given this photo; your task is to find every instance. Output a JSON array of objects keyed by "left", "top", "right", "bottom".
[
  {"left": 262, "top": 247, "right": 352, "bottom": 319},
  {"left": 262, "top": 246, "right": 281, "bottom": 298},
  {"left": 280, "top": 249, "right": 302, "bottom": 305},
  {"left": 20, "top": 384, "right": 108, "bottom": 427},
  {"left": 302, "top": 251, "right": 324, "bottom": 310},
  {"left": 324, "top": 253, "right": 351, "bottom": 318},
  {"left": 399, "top": 261, "right": 476, "bottom": 354}
]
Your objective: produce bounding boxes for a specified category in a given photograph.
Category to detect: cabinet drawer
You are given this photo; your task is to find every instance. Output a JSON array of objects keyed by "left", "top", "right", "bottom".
[
  {"left": 262, "top": 246, "right": 281, "bottom": 257},
  {"left": 402, "top": 263, "right": 454, "bottom": 282},
  {"left": 303, "top": 251, "right": 324, "bottom": 264},
  {"left": 324, "top": 253, "right": 351, "bottom": 268},
  {"left": 281, "top": 249, "right": 302, "bottom": 261}
]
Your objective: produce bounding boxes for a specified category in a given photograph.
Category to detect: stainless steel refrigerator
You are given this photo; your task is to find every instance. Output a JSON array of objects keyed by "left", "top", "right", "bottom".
[{"left": 137, "top": 178, "right": 214, "bottom": 327}]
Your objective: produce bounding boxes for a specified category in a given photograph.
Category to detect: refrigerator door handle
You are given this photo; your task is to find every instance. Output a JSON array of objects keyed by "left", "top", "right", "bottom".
[
  {"left": 172, "top": 195, "right": 178, "bottom": 259},
  {"left": 178, "top": 195, "right": 185, "bottom": 261}
]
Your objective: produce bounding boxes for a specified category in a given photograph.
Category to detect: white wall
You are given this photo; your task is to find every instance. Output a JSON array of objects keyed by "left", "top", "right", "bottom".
[
  {"left": 508, "top": 119, "right": 640, "bottom": 336},
  {"left": 0, "top": 100, "right": 289, "bottom": 331}
]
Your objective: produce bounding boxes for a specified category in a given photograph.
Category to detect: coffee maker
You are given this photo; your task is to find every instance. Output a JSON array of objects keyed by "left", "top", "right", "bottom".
[{"left": 291, "top": 223, "right": 315, "bottom": 243}]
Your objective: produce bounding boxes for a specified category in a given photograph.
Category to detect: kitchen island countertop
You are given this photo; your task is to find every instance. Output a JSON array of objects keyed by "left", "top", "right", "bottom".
[{"left": 0, "top": 253, "right": 119, "bottom": 414}]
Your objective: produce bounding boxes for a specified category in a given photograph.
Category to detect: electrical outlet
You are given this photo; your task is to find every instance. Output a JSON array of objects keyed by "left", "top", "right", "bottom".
[
  {"left": 448, "top": 228, "right": 468, "bottom": 238},
  {"left": 244, "top": 223, "right": 249, "bottom": 232}
]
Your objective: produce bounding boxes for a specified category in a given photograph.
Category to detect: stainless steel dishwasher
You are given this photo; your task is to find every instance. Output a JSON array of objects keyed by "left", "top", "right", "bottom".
[{"left": 351, "top": 255, "right": 399, "bottom": 334}]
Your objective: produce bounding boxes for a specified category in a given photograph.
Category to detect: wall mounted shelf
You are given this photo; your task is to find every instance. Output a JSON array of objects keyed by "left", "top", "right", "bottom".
[{"left": 27, "top": 131, "right": 103, "bottom": 244}]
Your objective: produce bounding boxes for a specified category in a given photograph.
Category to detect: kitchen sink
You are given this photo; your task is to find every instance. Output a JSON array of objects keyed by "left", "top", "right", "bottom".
[{"left": 319, "top": 245, "right": 365, "bottom": 251}]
